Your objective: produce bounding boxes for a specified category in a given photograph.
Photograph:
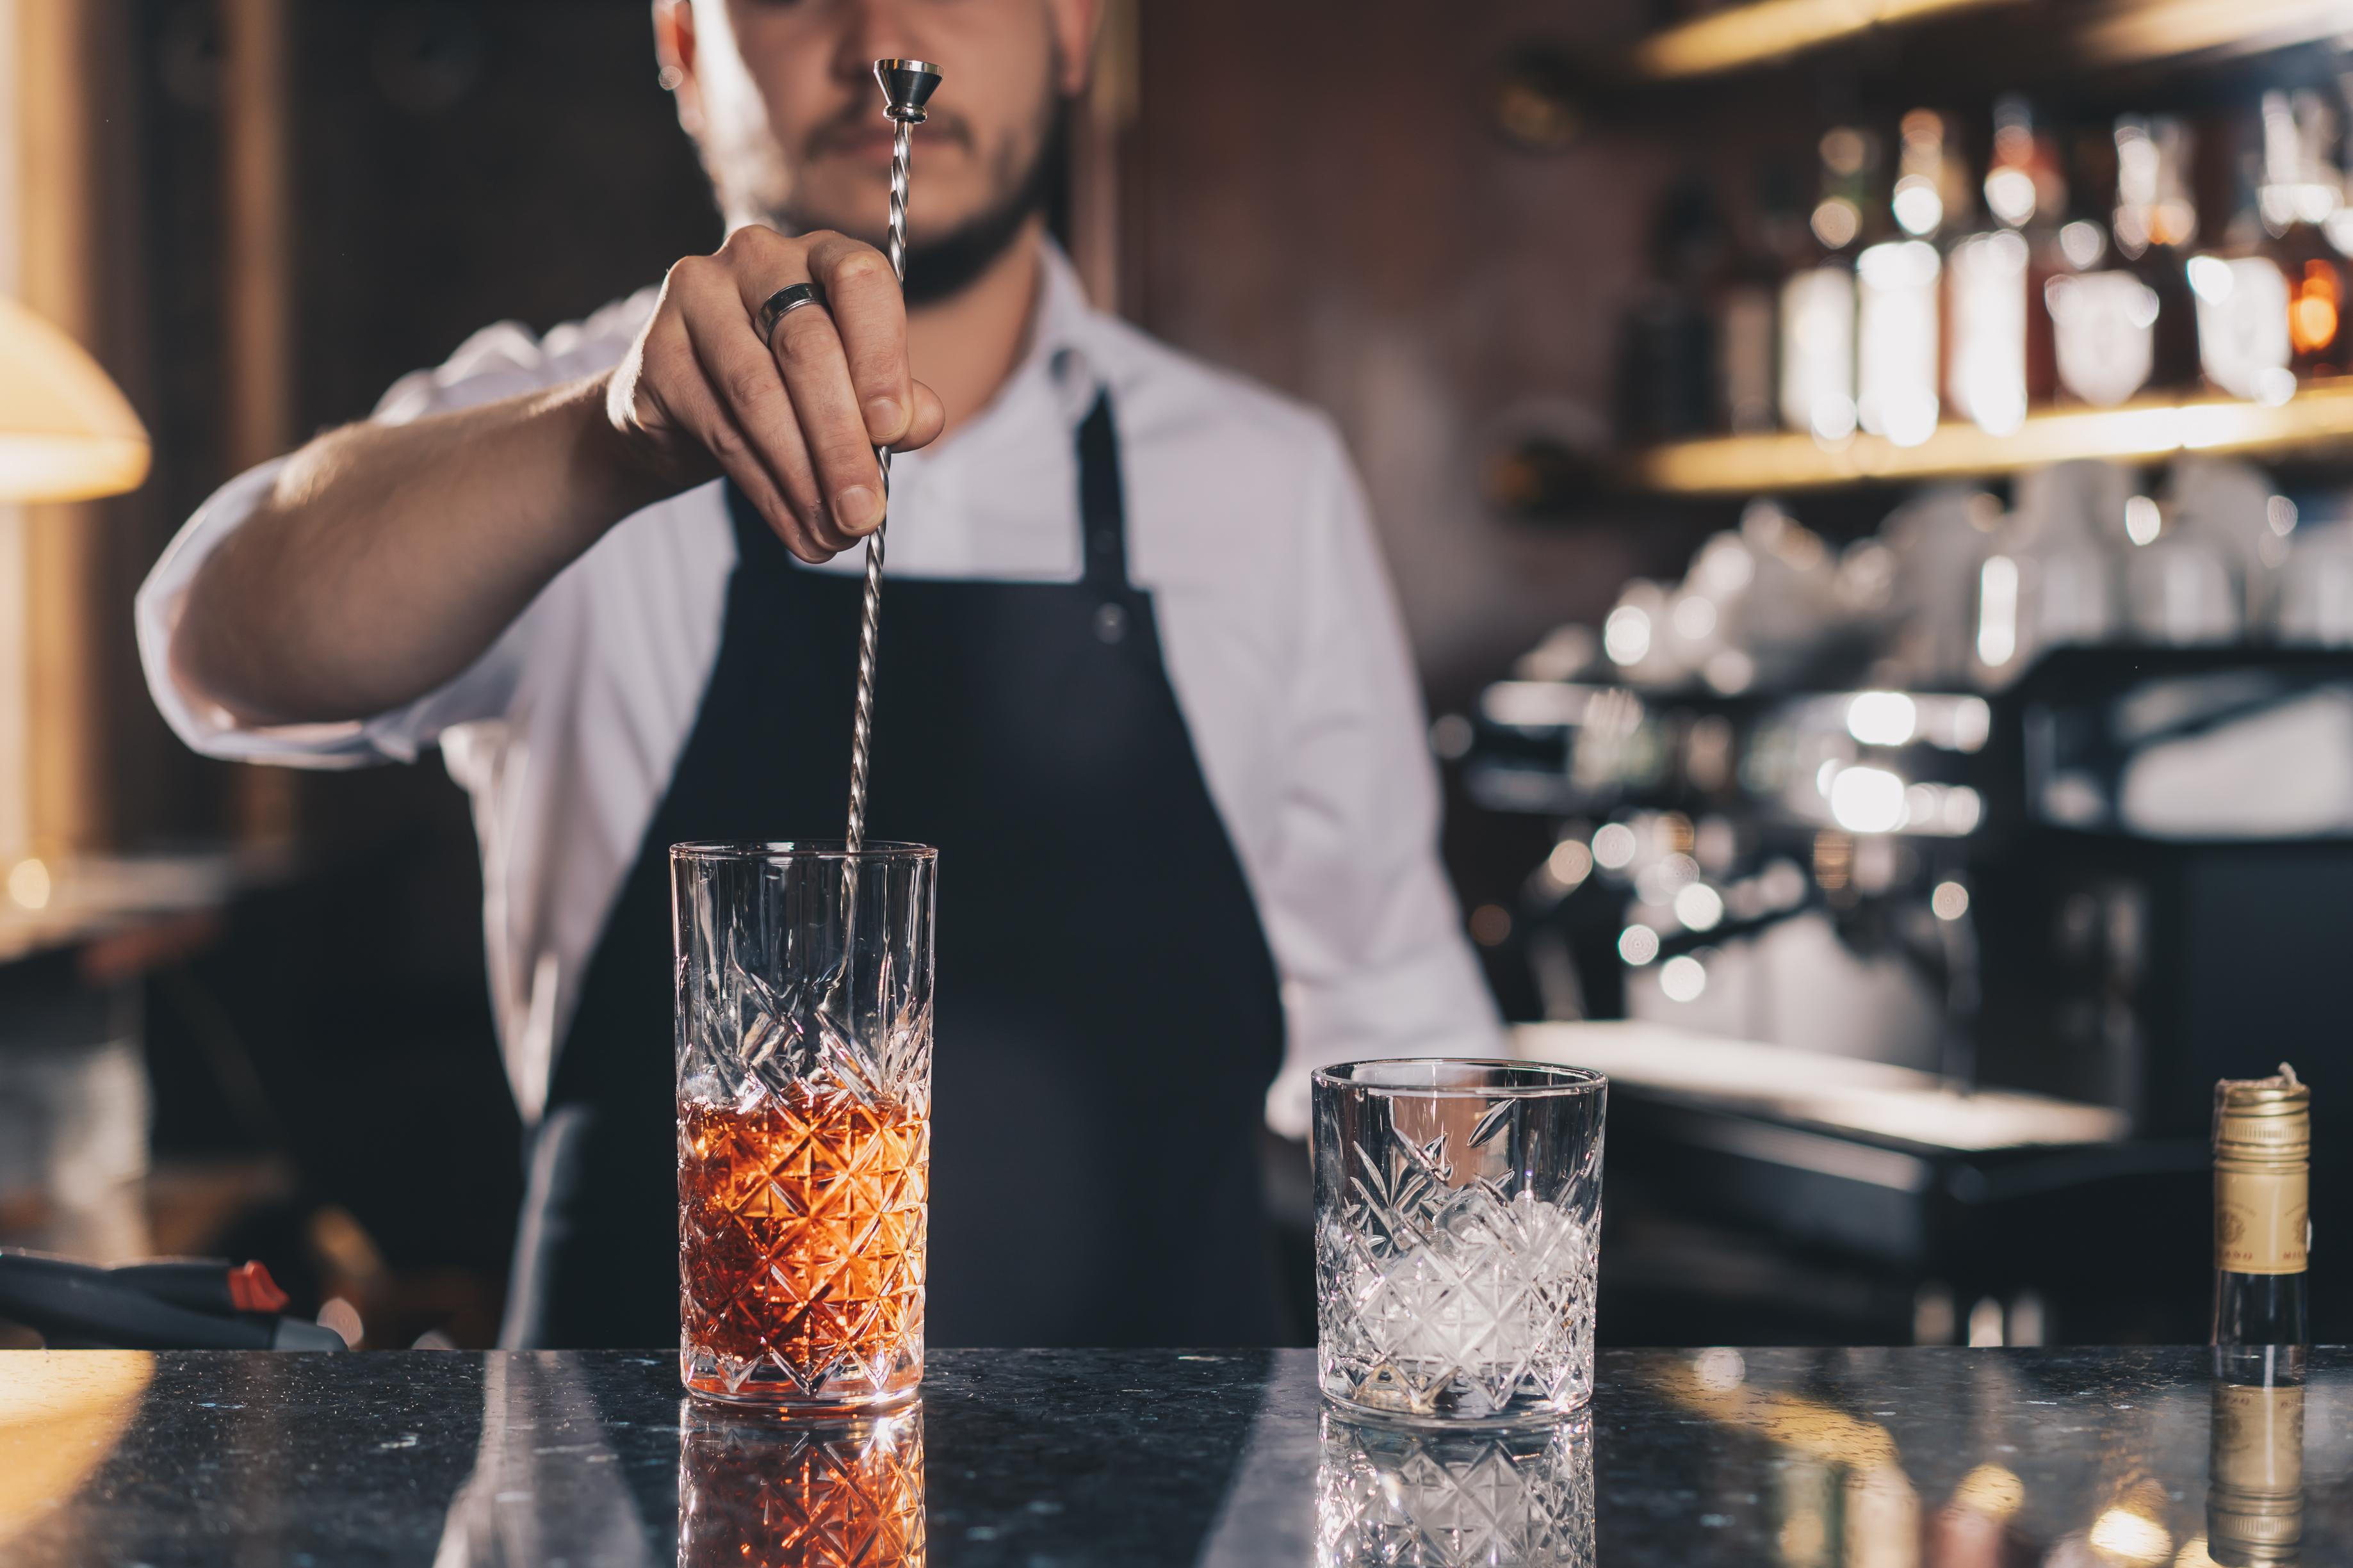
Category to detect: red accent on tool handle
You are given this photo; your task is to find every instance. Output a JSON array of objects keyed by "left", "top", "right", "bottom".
[{"left": 227, "top": 1261, "right": 289, "bottom": 1314}]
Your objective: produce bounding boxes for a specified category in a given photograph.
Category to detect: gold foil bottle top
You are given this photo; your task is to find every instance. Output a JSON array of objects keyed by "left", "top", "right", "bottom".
[{"left": 2215, "top": 1065, "right": 2311, "bottom": 1168}]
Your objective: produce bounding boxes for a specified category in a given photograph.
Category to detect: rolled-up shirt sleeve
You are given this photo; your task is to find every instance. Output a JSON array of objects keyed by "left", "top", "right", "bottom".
[
  {"left": 134, "top": 318, "right": 592, "bottom": 768},
  {"left": 1258, "top": 430, "right": 1503, "bottom": 1139}
]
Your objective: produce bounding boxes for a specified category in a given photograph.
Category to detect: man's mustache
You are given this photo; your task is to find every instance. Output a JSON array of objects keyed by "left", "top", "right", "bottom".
[{"left": 802, "top": 102, "right": 976, "bottom": 159}]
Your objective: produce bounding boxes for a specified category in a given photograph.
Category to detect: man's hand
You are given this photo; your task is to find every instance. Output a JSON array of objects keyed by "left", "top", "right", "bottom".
[{"left": 605, "top": 225, "right": 948, "bottom": 562}]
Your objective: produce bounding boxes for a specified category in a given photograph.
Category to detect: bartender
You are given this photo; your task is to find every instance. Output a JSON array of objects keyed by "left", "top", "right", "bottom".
[{"left": 136, "top": 0, "right": 1497, "bottom": 1349}]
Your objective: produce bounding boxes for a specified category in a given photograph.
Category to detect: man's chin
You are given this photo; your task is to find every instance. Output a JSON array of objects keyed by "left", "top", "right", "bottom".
[{"left": 779, "top": 197, "right": 993, "bottom": 253}]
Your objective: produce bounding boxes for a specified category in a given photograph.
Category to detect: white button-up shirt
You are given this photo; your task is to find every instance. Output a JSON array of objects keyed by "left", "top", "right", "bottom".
[{"left": 136, "top": 245, "right": 1500, "bottom": 1136}]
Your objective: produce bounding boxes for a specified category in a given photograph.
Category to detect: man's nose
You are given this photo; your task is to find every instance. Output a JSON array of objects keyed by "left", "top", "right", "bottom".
[{"left": 827, "top": 0, "right": 923, "bottom": 86}]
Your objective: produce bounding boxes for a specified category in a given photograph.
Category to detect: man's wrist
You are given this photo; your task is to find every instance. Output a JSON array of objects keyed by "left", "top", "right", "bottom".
[{"left": 557, "top": 374, "right": 684, "bottom": 542}]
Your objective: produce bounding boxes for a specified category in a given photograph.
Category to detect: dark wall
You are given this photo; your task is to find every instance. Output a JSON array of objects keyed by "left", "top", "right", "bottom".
[
  {"left": 127, "top": 0, "right": 717, "bottom": 1289},
  {"left": 1129, "top": 0, "right": 1681, "bottom": 710},
  {"left": 127, "top": 0, "right": 718, "bottom": 850}
]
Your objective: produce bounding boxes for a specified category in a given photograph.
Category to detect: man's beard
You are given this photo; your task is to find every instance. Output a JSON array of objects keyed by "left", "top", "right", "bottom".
[{"left": 777, "top": 103, "right": 1068, "bottom": 309}]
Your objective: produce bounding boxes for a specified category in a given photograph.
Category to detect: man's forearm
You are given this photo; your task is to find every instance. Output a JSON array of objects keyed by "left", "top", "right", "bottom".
[{"left": 171, "top": 375, "right": 675, "bottom": 727}]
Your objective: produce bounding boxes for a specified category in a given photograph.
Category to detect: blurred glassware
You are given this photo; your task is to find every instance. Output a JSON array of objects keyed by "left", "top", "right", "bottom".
[
  {"left": 1729, "top": 503, "right": 1850, "bottom": 688},
  {"left": 1512, "top": 624, "right": 1600, "bottom": 683},
  {"left": 1314, "top": 1410, "right": 1593, "bottom": 1568},
  {"left": 1601, "top": 579, "right": 1680, "bottom": 687},
  {"left": 1979, "top": 462, "right": 2127, "bottom": 684},
  {"left": 0, "top": 1033, "right": 150, "bottom": 1263},
  {"left": 2124, "top": 514, "right": 2242, "bottom": 646},
  {"left": 1877, "top": 487, "right": 1998, "bottom": 688},
  {"left": 2165, "top": 458, "right": 2284, "bottom": 629},
  {"left": 2276, "top": 522, "right": 2353, "bottom": 646}
]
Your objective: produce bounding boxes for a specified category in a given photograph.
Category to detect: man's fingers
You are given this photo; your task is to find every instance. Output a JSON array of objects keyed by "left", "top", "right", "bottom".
[
  {"left": 661, "top": 364, "right": 836, "bottom": 563},
  {"left": 767, "top": 301, "right": 888, "bottom": 539},
  {"left": 713, "top": 227, "right": 889, "bottom": 538},
  {"left": 902, "top": 381, "right": 947, "bottom": 453},
  {"left": 804, "top": 231, "right": 915, "bottom": 448},
  {"left": 676, "top": 282, "right": 853, "bottom": 553}
]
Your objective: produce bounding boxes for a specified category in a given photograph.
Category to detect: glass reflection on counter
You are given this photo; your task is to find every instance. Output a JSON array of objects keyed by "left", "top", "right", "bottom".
[
  {"left": 1313, "top": 1410, "right": 1592, "bottom": 1567},
  {"left": 1657, "top": 1349, "right": 1922, "bottom": 1568},
  {"left": 678, "top": 1402, "right": 925, "bottom": 1568}
]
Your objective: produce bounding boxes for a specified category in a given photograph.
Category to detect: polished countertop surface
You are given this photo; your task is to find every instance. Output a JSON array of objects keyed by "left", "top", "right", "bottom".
[{"left": 1, "top": 1345, "right": 2345, "bottom": 1565}]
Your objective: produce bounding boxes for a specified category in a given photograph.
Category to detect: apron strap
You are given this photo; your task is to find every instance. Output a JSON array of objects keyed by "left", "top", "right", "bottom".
[
  {"left": 1077, "top": 392, "right": 1132, "bottom": 597},
  {"left": 726, "top": 390, "right": 1134, "bottom": 599}
]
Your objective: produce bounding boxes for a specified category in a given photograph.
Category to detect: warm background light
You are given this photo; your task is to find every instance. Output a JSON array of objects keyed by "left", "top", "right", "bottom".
[{"left": 0, "top": 296, "right": 151, "bottom": 504}]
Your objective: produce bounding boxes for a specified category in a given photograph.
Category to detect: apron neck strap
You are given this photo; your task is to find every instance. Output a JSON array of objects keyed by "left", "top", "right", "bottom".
[
  {"left": 1077, "top": 391, "right": 1131, "bottom": 594},
  {"left": 720, "top": 389, "right": 1132, "bottom": 590}
]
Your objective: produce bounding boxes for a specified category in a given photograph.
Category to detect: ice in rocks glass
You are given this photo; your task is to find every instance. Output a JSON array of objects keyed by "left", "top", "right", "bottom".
[
  {"left": 673, "top": 842, "right": 936, "bottom": 1411},
  {"left": 1313, "top": 1059, "right": 1606, "bottom": 1427}
]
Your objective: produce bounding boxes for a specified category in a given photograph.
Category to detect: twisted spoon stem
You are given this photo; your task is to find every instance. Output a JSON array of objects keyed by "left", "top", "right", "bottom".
[
  {"left": 845, "top": 117, "right": 911, "bottom": 861},
  {"left": 829, "top": 115, "right": 915, "bottom": 977}
]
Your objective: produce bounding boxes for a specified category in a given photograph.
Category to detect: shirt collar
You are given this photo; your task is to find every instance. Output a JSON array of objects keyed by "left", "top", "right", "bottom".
[{"left": 1027, "top": 239, "right": 1105, "bottom": 427}]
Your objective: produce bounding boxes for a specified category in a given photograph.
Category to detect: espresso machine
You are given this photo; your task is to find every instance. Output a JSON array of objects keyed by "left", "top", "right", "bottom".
[{"left": 1467, "top": 461, "right": 2353, "bottom": 1345}]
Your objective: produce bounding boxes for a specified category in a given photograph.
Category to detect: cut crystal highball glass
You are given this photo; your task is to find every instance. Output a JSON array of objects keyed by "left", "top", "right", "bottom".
[
  {"left": 673, "top": 842, "right": 936, "bottom": 1412},
  {"left": 1312, "top": 1059, "right": 1605, "bottom": 1428}
]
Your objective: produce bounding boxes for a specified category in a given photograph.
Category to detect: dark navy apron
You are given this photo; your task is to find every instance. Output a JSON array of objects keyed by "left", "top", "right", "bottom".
[{"left": 502, "top": 391, "right": 1289, "bottom": 1348}]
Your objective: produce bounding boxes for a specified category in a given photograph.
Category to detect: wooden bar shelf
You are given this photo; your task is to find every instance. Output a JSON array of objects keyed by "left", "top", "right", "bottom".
[
  {"left": 1612, "top": 380, "right": 2353, "bottom": 494},
  {"left": 1616, "top": 0, "right": 2351, "bottom": 85}
]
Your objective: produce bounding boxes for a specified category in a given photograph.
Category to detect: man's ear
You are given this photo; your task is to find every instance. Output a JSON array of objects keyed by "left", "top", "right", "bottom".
[
  {"left": 1052, "top": 0, "right": 1103, "bottom": 98},
  {"left": 654, "top": 0, "right": 706, "bottom": 134}
]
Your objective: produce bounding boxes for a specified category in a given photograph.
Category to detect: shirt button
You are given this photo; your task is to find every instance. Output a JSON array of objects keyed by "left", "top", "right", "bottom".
[{"left": 1093, "top": 602, "right": 1128, "bottom": 644}]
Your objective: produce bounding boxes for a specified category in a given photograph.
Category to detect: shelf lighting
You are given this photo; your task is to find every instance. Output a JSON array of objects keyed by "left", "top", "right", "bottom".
[
  {"left": 1617, "top": 380, "right": 2353, "bottom": 496},
  {"left": 1625, "top": 0, "right": 2353, "bottom": 87},
  {"left": 1625, "top": 0, "right": 2019, "bottom": 81}
]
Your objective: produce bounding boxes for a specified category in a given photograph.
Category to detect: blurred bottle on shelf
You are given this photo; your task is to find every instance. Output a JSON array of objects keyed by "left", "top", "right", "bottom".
[
  {"left": 1992, "top": 97, "right": 2069, "bottom": 405},
  {"left": 2259, "top": 90, "right": 2347, "bottom": 382},
  {"left": 1780, "top": 127, "right": 1872, "bottom": 441},
  {"left": 2045, "top": 124, "right": 2160, "bottom": 407},
  {"left": 1856, "top": 111, "right": 1948, "bottom": 446},
  {"left": 1949, "top": 99, "right": 2049, "bottom": 435},
  {"left": 2191, "top": 115, "right": 2295, "bottom": 406},
  {"left": 1620, "top": 177, "right": 1724, "bottom": 442},
  {"left": 1717, "top": 161, "right": 1802, "bottom": 435},
  {"left": 2113, "top": 115, "right": 2203, "bottom": 385}
]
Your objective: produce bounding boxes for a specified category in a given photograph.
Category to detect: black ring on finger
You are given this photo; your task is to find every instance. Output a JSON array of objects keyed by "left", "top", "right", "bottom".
[{"left": 756, "top": 282, "right": 826, "bottom": 348}]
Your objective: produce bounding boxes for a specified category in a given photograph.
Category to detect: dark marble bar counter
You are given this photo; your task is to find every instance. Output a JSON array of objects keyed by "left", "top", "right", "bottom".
[{"left": 2, "top": 1345, "right": 2347, "bottom": 1565}]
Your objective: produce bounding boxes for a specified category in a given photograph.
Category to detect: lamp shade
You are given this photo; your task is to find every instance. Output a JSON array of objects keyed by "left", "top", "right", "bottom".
[{"left": 0, "top": 296, "right": 150, "bottom": 503}]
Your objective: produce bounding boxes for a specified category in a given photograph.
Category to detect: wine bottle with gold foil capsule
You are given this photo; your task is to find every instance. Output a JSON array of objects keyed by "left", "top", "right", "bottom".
[
  {"left": 2206, "top": 1372, "right": 2305, "bottom": 1567},
  {"left": 2211, "top": 1065, "right": 2309, "bottom": 1387}
]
